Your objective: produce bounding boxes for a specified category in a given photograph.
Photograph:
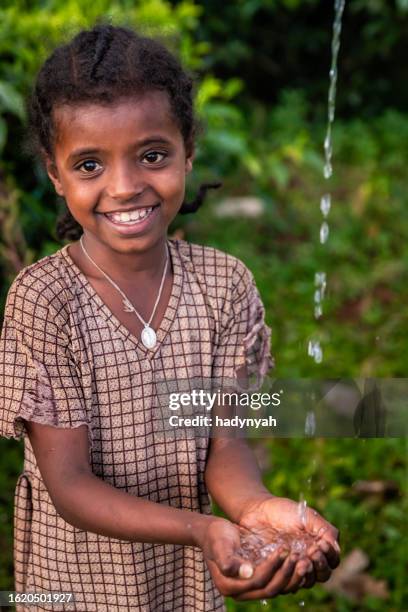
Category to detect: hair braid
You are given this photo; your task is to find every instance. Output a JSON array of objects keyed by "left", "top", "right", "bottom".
[
  {"left": 179, "top": 182, "right": 222, "bottom": 215},
  {"left": 90, "top": 25, "right": 114, "bottom": 80}
]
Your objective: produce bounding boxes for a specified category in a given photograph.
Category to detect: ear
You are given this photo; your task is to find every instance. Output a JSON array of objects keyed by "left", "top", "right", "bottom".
[
  {"left": 185, "top": 145, "right": 195, "bottom": 175},
  {"left": 44, "top": 153, "right": 64, "bottom": 197}
]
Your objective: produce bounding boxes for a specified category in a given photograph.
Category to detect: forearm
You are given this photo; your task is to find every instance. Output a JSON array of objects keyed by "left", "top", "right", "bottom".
[
  {"left": 54, "top": 470, "right": 215, "bottom": 546},
  {"left": 204, "top": 438, "right": 273, "bottom": 523}
]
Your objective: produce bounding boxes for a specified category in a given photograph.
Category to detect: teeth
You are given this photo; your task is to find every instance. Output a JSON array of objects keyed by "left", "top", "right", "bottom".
[{"left": 107, "top": 207, "right": 153, "bottom": 224}]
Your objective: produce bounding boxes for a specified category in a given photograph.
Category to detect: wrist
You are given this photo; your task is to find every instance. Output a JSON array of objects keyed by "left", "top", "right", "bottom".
[
  {"left": 188, "top": 513, "right": 222, "bottom": 549},
  {"left": 236, "top": 491, "right": 275, "bottom": 524}
]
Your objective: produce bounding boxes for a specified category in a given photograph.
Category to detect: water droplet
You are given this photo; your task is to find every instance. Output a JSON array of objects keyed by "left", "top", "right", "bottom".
[
  {"left": 314, "top": 289, "right": 322, "bottom": 304},
  {"left": 299, "top": 601, "right": 305, "bottom": 608},
  {"left": 314, "top": 304, "right": 323, "bottom": 319},
  {"left": 323, "top": 163, "right": 332, "bottom": 179},
  {"left": 260, "top": 600, "right": 269, "bottom": 607},
  {"left": 320, "top": 194, "right": 331, "bottom": 217},
  {"left": 315, "top": 271, "right": 326, "bottom": 288},
  {"left": 308, "top": 340, "right": 323, "bottom": 363},
  {"left": 320, "top": 221, "right": 329, "bottom": 244},
  {"left": 305, "top": 411, "right": 316, "bottom": 436}
]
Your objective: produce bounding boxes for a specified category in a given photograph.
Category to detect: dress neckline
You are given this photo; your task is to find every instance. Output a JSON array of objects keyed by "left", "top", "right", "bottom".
[{"left": 59, "top": 238, "right": 183, "bottom": 358}]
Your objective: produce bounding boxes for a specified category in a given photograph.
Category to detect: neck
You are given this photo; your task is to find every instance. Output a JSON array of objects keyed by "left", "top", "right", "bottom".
[{"left": 79, "top": 234, "right": 169, "bottom": 284}]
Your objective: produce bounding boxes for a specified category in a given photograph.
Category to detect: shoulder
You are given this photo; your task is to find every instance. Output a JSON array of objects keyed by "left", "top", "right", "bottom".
[
  {"left": 4, "top": 248, "right": 70, "bottom": 328},
  {"left": 173, "top": 239, "right": 255, "bottom": 297}
]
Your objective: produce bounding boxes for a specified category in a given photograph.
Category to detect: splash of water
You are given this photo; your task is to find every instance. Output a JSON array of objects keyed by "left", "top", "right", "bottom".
[
  {"left": 309, "top": 0, "right": 346, "bottom": 363},
  {"left": 298, "top": 493, "right": 308, "bottom": 528},
  {"left": 305, "top": 411, "right": 316, "bottom": 436},
  {"left": 320, "top": 194, "right": 331, "bottom": 216},
  {"left": 308, "top": 340, "right": 322, "bottom": 363},
  {"left": 314, "top": 272, "right": 327, "bottom": 319}
]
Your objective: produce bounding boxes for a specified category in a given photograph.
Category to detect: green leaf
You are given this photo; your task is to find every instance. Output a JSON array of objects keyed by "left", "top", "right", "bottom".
[
  {"left": 0, "top": 118, "right": 6, "bottom": 152},
  {"left": 0, "top": 81, "right": 26, "bottom": 121}
]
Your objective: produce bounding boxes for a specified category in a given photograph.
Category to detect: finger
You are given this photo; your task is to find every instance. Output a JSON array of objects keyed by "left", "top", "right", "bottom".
[
  {"left": 318, "top": 536, "right": 341, "bottom": 569},
  {"left": 208, "top": 548, "right": 288, "bottom": 598},
  {"left": 209, "top": 529, "right": 242, "bottom": 578},
  {"left": 287, "top": 576, "right": 306, "bottom": 594},
  {"left": 234, "top": 554, "right": 299, "bottom": 601},
  {"left": 281, "top": 558, "right": 314, "bottom": 594},
  {"left": 310, "top": 550, "right": 331, "bottom": 583}
]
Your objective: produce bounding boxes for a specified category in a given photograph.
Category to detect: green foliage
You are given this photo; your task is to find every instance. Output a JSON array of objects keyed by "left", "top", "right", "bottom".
[
  {"left": 0, "top": 2, "right": 407, "bottom": 611},
  {"left": 181, "top": 89, "right": 408, "bottom": 377},
  {"left": 179, "top": 0, "right": 408, "bottom": 117}
]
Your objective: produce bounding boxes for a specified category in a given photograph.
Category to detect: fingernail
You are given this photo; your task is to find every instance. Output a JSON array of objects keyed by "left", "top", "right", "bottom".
[
  {"left": 334, "top": 540, "right": 341, "bottom": 553},
  {"left": 319, "top": 540, "right": 330, "bottom": 553},
  {"left": 239, "top": 563, "right": 254, "bottom": 579},
  {"left": 280, "top": 550, "right": 289, "bottom": 560}
]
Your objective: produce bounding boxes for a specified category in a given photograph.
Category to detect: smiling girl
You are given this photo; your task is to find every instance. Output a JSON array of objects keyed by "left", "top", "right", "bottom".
[{"left": 0, "top": 25, "right": 339, "bottom": 611}]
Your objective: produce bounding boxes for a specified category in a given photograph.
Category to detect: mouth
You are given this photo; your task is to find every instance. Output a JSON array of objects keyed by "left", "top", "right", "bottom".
[{"left": 101, "top": 203, "right": 161, "bottom": 235}]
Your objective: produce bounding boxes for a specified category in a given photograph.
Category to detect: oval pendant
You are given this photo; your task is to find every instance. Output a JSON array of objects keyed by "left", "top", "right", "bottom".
[{"left": 141, "top": 326, "right": 157, "bottom": 349}]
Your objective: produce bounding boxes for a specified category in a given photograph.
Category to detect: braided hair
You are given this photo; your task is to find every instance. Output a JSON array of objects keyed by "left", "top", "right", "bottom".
[{"left": 28, "top": 24, "right": 222, "bottom": 241}]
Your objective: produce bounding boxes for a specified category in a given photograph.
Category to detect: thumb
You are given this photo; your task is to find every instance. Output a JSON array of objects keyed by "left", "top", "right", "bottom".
[
  {"left": 217, "top": 552, "right": 252, "bottom": 578},
  {"left": 212, "top": 534, "right": 248, "bottom": 578}
]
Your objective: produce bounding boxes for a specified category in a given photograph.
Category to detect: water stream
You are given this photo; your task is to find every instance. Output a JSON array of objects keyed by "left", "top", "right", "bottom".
[
  {"left": 308, "top": 0, "right": 346, "bottom": 365},
  {"left": 300, "top": 3, "right": 346, "bottom": 608},
  {"left": 255, "top": 3, "right": 347, "bottom": 609}
]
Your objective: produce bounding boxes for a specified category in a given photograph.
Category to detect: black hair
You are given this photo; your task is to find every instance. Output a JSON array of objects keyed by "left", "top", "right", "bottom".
[{"left": 28, "top": 23, "right": 222, "bottom": 241}]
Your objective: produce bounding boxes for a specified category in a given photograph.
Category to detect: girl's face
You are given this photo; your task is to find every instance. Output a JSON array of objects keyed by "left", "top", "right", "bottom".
[{"left": 46, "top": 90, "right": 193, "bottom": 256}]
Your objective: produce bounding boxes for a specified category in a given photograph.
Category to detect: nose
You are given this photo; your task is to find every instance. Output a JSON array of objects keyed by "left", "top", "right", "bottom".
[{"left": 106, "top": 160, "right": 146, "bottom": 201}]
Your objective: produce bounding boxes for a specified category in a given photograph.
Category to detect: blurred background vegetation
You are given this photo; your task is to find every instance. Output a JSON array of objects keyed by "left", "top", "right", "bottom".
[{"left": 0, "top": 1, "right": 406, "bottom": 610}]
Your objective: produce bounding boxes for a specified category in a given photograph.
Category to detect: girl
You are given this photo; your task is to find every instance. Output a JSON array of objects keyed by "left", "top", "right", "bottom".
[{"left": 0, "top": 25, "right": 339, "bottom": 611}]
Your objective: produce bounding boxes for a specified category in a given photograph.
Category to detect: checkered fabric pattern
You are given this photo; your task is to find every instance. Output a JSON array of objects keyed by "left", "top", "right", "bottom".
[{"left": 0, "top": 239, "right": 273, "bottom": 611}]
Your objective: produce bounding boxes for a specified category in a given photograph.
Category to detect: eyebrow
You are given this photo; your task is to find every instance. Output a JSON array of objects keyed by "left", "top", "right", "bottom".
[{"left": 67, "top": 136, "right": 173, "bottom": 161}]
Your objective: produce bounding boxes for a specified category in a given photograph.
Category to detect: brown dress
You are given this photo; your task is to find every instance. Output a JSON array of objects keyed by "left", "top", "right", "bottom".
[{"left": 0, "top": 238, "right": 273, "bottom": 611}]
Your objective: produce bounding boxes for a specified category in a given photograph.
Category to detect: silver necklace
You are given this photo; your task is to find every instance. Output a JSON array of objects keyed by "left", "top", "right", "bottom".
[{"left": 79, "top": 235, "right": 169, "bottom": 350}]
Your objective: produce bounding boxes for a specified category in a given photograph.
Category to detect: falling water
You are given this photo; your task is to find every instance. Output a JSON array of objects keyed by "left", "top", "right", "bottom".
[
  {"left": 298, "top": 493, "right": 308, "bottom": 528},
  {"left": 308, "top": 0, "right": 346, "bottom": 364},
  {"left": 305, "top": 411, "right": 316, "bottom": 436}
]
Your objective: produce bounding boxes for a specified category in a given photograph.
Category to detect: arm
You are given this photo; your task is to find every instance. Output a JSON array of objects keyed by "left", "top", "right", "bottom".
[
  {"left": 204, "top": 436, "right": 272, "bottom": 523},
  {"left": 26, "top": 421, "right": 213, "bottom": 546},
  {"left": 205, "top": 433, "right": 340, "bottom": 597},
  {"left": 26, "top": 420, "right": 297, "bottom": 599}
]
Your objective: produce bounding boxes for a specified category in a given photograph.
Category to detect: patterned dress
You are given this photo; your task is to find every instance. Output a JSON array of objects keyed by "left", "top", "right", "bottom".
[{"left": 0, "top": 239, "right": 272, "bottom": 611}]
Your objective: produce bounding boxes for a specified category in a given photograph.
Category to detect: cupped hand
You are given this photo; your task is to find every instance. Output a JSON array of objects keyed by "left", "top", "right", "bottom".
[
  {"left": 235, "top": 495, "right": 341, "bottom": 598},
  {"left": 197, "top": 517, "right": 301, "bottom": 600}
]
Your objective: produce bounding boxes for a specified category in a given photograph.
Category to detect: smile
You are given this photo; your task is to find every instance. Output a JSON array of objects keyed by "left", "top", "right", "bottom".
[
  {"left": 101, "top": 204, "right": 160, "bottom": 236},
  {"left": 104, "top": 205, "right": 158, "bottom": 224}
]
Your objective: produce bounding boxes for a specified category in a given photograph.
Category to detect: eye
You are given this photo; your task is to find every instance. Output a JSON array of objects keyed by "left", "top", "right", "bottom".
[
  {"left": 76, "top": 160, "right": 102, "bottom": 174},
  {"left": 142, "top": 150, "right": 167, "bottom": 164}
]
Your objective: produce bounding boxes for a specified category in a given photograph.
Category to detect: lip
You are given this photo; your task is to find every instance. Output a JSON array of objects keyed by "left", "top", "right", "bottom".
[{"left": 101, "top": 204, "right": 160, "bottom": 236}]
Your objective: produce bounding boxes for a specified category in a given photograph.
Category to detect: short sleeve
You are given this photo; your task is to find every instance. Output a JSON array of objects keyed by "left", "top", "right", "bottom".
[
  {"left": 0, "top": 276, "right": 91, "bottom": 442},
  {"left": 212, "top": 259, "right": 274, "bottom": 390}
]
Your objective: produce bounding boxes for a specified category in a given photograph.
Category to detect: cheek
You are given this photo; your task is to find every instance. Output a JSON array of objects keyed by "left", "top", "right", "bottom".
[
  {"left": 62, "top": 178, "right": 98, "bottom": 207},
  {"left": 160, "top": 167, "right": 186, "bottom": 199}
]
